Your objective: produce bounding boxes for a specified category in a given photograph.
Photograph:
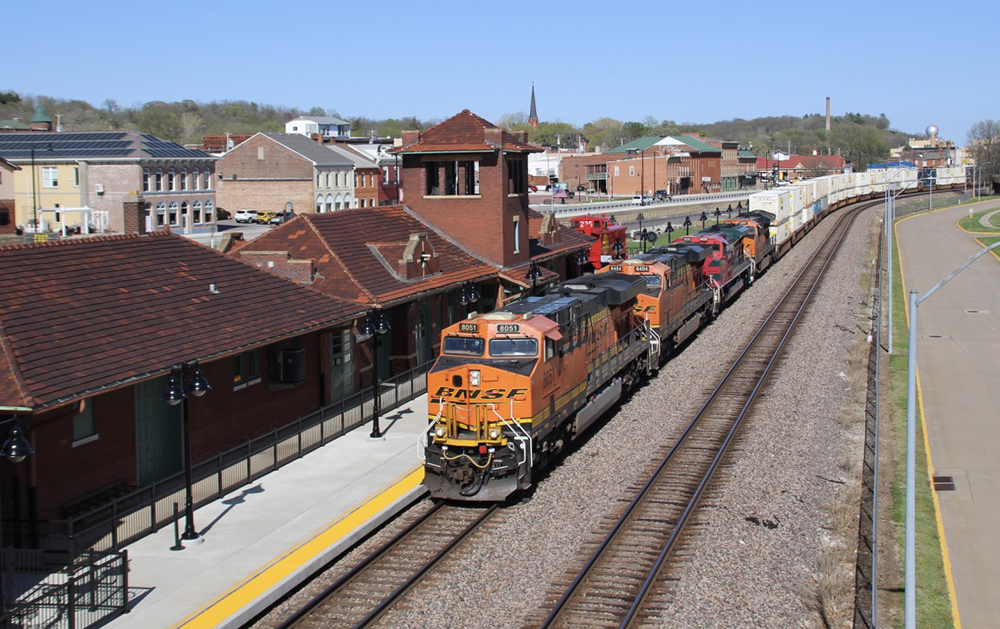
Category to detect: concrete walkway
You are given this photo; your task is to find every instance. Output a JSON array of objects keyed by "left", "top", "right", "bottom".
[
  {"left": 104, "top": 394, "right": 431, "bottom": 629},
  {"left": 895, "top": 199, "right": 1000, "bottom": 629}
]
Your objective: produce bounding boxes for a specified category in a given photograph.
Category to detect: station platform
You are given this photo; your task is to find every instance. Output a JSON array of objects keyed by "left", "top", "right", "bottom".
[
  {"left": 895, "top": 198, "right": 1000, "bottom": 629},
  {"left": 104, "top": 394, "right": 431, "bottom": 629}
]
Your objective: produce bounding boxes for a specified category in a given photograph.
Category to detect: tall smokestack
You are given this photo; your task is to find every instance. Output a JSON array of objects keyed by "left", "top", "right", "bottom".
[{"left": 825, "top": 97, "right": 831, "bottom": 132}]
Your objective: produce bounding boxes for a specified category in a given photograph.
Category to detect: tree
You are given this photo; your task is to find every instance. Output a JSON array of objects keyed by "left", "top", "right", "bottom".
[
  {"left": 830, "top": 122, "right": 889, "bottom": 171},
  {"left": 967, "top": 120, "right": 1000, "bottom": 192},
  {"left": 0, "top": 91, "right": 20, "bottom": 105},
  {"left": 134, "top": 101, "right": 183, "bottom": 141}
]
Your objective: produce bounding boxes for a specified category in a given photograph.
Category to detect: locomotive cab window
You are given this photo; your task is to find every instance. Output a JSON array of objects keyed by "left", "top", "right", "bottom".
[
  {"left": 544, "top": 338, "right": 556, "bottom": 361},
  {"left": 643, "top": 275, "right": 662, "bottom": 289},
  {"left": 489, "top": 338, "right": 537, "bottom": 357},
  {"left": 443, "top": 336, "right": 485, "bottom": 356}
]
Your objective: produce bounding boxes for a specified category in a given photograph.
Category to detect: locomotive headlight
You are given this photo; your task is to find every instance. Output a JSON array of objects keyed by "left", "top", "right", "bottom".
[
  {"left": 434, "top": 425, "right": 447, "bottom": 438},
  {"left": 469, "top": 370, "right": 481, "bottom": 387},
  {"left": 488, "top": 427, "right": 501, "bottom": 440}
]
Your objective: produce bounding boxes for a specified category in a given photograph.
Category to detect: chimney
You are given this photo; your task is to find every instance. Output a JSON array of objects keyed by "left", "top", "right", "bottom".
[
  {"left": 123, "top": 194, "right": 147, "bottom": 234},
  {"left": 401, "top": 130, "right": 420, "bottom": 147},
  {"left": 825, "top": 97, "right": 831, "bottom": 132}
]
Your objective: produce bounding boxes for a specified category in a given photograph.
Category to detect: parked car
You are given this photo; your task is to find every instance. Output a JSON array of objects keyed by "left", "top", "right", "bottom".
[
  {"left": 528, "top": 185, "right": 538, "bottom": 192},
  {"left": 216, "top": 208, "right": 231, "bottom": 220},
  {"left": 653, "top": 190, "right": 671, "bottom": 201},
  {"left": 255, "top": 211, "right": 277, "bottom": 224},
  {"left": 234, "top": 209, "right": 259, "bottom": 224},
  {"left": 269, "top": 211, "right": 295, "bottom": 225},
  {"left": 631, "top": 195, "right": 648, "bottom": 206}
]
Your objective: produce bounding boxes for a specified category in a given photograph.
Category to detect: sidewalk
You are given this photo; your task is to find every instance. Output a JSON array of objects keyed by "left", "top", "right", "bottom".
[
  {"left": 105, "top": 394, "right": 431, "bottom": 629},
  {"left": 895, "top": 199, "right": 1000, "bottom": 629}
]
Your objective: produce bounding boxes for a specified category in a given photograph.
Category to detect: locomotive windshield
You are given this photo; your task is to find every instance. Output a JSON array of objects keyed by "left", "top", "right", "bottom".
[
  {"left": 489, "top": 338, "right": 538, "bottom": 357},
  {"left": 643, "top": 275, "right": 662, "bottom": 288},
  {"left": 442, "top": 336, "right": 485, "bottom": 356}
]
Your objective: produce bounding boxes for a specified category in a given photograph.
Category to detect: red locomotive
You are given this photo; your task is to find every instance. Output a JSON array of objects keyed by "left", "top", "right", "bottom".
[{"left": 568, "top": 214, "right": 628, "bottom": 269}]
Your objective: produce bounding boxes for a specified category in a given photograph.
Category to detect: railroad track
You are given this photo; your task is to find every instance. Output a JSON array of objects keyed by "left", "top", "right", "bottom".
[
  {"left": 525, "top": 203, "right": 872, "bottom": 629},
  {"left": 273, "top": 501, "right": 496, "bottom": 629}
]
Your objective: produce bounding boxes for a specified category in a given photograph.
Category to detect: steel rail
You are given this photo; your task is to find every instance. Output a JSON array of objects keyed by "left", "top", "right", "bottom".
[{"left": 537, "top": 201, "right": 875, "bottom": 629}]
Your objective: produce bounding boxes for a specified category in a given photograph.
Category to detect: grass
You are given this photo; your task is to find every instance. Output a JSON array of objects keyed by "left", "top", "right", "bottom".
[
  {"left": 887, "top": 215, "right": 956, "bottom": 628},
  {"left": 956, "top": 205, "right": 1000, "bottom": 232}
]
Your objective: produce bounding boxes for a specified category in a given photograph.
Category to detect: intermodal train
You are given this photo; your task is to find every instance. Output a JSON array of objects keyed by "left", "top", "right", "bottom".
[{"left": 421, "top": 167, "right": 965, "bottom": 501}]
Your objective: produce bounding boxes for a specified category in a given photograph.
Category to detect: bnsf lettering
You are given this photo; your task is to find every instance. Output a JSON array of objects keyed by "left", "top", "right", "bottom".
[{"left": 432, "top": 386, "right": 528, "bottom": 400}]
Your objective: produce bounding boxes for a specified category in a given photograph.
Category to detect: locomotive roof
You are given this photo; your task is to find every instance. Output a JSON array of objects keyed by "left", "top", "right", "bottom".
[
  {"left": 504, "top": 272, "right": 645, "bottom": 320},
  {"left": 647, "top": 241, "right": 713, "bottom": 263}
]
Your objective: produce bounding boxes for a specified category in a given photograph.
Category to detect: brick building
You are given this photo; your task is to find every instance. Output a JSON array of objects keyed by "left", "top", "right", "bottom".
[
  {"left": 0, "top": 132, "right": 216, "bottom": 234},
  {"left": 215, "top": 133, "right": 384, "bottom": 215},
  {"left": 0, "top": 232, "right": 362, "bottom": 531}
]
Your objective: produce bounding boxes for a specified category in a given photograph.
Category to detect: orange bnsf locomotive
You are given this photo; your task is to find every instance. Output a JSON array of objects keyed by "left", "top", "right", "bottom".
[{"left": 423, "top": 273, "right": 656, "bottom": 500}]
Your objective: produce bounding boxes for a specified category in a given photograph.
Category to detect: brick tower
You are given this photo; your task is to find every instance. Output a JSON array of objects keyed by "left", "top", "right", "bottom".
[
  {"left": 391, "top": 110, "right": 540, "bottom": 269},
  {"left": 529, "top": 84, "right": 539, "bottom": 130}
]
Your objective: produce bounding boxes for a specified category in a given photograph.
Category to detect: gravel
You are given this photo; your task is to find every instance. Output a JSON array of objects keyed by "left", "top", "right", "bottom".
[{"left": 250, "top": 206, "right": 877, "bottom": 629}]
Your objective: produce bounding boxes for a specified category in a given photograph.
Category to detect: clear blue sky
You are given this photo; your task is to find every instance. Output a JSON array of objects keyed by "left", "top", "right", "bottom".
[{"left": 5, "top": 0, "right": 993, "bottom": 144}]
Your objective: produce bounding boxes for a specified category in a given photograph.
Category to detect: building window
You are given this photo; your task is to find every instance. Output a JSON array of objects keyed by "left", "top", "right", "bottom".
[
  {"left": 325, "top": 172, "right": 331, "bottom": 188},
  {"left": 629, "top": 166, "right": 635, "bottom": 176},
  {"left": 193, "top": 200, "right": 203, "bottom": 224},
  {"left": 143, "top": 169, "right": 151, "bottom": 192},
  {"left": 506, "top": 158, "right": 525, "bottom": 194},
  {"left": 42, "top": 167, "right": 58, "bottom": 187},
  {"left": 316, "top": 195, "right": 323, "bottom": 213},
  {"left": 233, "top": 350, "right": 260, "bottom": 388},
  {"left": 360, "top": 198, "right": 365, "bottom": 208},
  {"left": 180, "top": 169, "right": 188, "bottom": 191},
  {"left": 513, "top": 216, "right": 520, "bottom": 254},
  {"left": 180, "top": 201, "right": 189, "bottom": 227},
  {"left": 317, "top": 172, "right": 322, "bottom": 186},
  {"left": 168, "top": 169, "right": 176, "bottom": 191},
  {"left": 204, "top": 169, "right": 212, "bottom": 190},
  {"left": 155, "top": 169, "right": 163, "bottom": 191},
  {"left": 382, "top": 166, "right": 389, "bottom": 182},
  {"left": 257, "top": 146, "right": 265, "bottom": 161},
  {"left": 73, "top": 167, "right": 80, "bottom": 187},
  {"left": 168, "top": 202, "right": 179, "bottom": 226},
  {"left": 73, "top": 400, "right": 97, "bottom": 445},
  {"left": 155, "top": 202, "right": 166, "bottom": 227},
  {"left": 204, "top": 200, "right": 214, "bottom": 222},
  {"left": 354, "top": 172, "right": 359, "bottom": 188}
]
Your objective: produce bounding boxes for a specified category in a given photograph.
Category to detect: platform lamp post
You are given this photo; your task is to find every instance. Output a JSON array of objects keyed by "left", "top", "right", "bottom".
[
  {"left": 0, "top": 422, "right": 33, "bottom": 628},
  {"left": 683, "top": 216, "right": 692, "bottom": 236},
  {"left": 458, "top": 281, "right": 480, "bottom": 315},
  {"left": 611, "top": 238, "right": 625, "bottom": 261},
  {"left": 904, "top": 238, "right": 1000, "bottom": 629},
  {"left": 163, "top": 361, "right": 211, "bottom": 543},
  {"left": 525, "top": 260, "right": 542, "bottom": 294},
  {"left": 358, "top": 309, "right": 391, "bottom": 439},
  {"left": 636, "top": 212, "right": 646, "bottom": 253},
  {"left": 726, "top": 204, "right": 733, "bottom": 219},
  {"left": 714, "top": 207, "right": 721, "bottom": 224},
  {"left": 736, "top": 200, "right": 743, "bottom": 215},
  {"left": 575, "top": 248, "right": 589, "bottom": 274},
  {"left": 665, "top": 222, "right": 674, "bottom": 241},
  {"left": 699, "top": 211, "right": 708, "bottom": 230}
]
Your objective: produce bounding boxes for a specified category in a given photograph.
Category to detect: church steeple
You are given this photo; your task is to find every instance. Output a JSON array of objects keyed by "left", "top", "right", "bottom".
[{"left": 528, "top": 84, "right": 538, "bottom": 129}]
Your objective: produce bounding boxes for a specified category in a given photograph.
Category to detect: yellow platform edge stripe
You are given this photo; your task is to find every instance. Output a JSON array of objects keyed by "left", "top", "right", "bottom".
[
  {"left": 173, "top": 466, "right": 425, "bottom": 629},
  {"left": 895, "top": 208, "right": 962, "bottom": 629}
]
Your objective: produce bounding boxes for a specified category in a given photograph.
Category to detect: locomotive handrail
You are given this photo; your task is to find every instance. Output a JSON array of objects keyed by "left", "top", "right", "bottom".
[
  {"left": 491, "top": 403, "right": 533, "bottom": 471},
  {"left": 417, "top": 406, "right": 444, "bottom": 461}
]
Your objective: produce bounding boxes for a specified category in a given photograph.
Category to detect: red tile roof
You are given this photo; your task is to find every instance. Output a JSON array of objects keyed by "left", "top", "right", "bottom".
[
  {"left": 234, "top": 207, "right": 498, "bottom": 306},
  {"left": 391, "top": 110, "right": 540, "bottom": 154},
  {"left": 0, "top": 232, "right": 363, "bottom": 411}
]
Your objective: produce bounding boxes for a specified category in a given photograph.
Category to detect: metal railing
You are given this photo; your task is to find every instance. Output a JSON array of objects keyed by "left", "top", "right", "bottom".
[
  {"left": 531, "top": 189, "right": 754, "bottom": 216},
  {"left": 41, "top": 361, "right": 433, "bottom": 558},
  {"left": 6, "top": 549, "right": 128, "bottom": 629}
]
